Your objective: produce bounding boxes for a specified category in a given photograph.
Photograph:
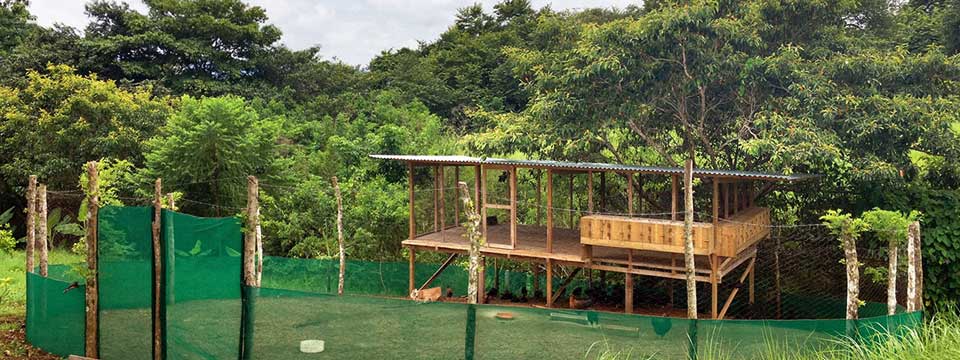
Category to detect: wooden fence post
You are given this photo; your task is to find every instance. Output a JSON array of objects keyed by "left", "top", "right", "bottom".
[
  {"left": 85, "top": 162, "right": 99, "bottom": 358},
  {"left": 457, "top": 181, "right": 484, "bottom": 305},
  {"left": 332, "top": 176, "right": 345, "bottom": 296},
  {"left": 38, "top": 184, "right": 48, "bottom": 277},
  {"left": 244, "top": 176, "right": 259, "bottom": 287},
  {"left": 26, "top": 175, "right": 36, "bottom": 273},
  {"left": 683, "top": 159, "right": 697, "bottom": 319},
  {"left": 907, "top": 221, "right": 921, "bottom": 312},
  {"left": 152, "top": 179, "right": 163, "bottom": 360}
]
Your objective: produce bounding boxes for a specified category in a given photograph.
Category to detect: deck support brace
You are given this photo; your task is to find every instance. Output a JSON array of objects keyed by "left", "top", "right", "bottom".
[
  {"left": 717, "top": 256, "right": 757, "bottom": 320},
  {"left": 418, "top": 253, "right": 459, "bottom": 292},
  {"left": 549, "top": 267, "right": 583, "bottom": 305}
]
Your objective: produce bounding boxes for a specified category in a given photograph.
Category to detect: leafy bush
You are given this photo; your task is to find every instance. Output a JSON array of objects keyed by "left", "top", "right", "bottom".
[
  {"left": 910, "top": 187, "right": 960, "bottom": 312},
  {"left": 0, "top": 224, "right": 15, "bottom": 254}
]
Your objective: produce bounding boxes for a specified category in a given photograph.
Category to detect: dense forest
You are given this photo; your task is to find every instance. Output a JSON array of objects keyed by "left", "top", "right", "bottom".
[{"left": 1, "top": 0, "right": 960, "bottom": 309}]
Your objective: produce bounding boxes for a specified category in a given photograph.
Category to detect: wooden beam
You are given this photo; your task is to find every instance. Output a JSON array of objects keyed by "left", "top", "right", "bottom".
[
  {"left": 547, "top": 170, "right": 554, "bottom": 253},
  {"left": 152, "top": 179, "right": 163, "bottom": 360},
  {"left": 549, "top": 267, "right": 583, "bottom": 305},
  {"left": 418, "top": 254, "right": 459, "bottom": 291},
  {"left": 672, "top": 175, "right": 678, "bottom": 221},
  {"left": 546, "top": 259, "right": 554, "bottom": 307},
  {"left": 510, "top": 167, "right": 517, "bottom": 249},
  {"left": 587, "top": 171, "right": 594, "bottom": 214},
  {"left": 408, "top": 248, "right": 416, "bottom": 296},
  {"left": 409, "top": 163, "right": 416, "bottom": 240},
  {"left": 84, "top": 162, "right": 99, "bottom": 359},
  {"left": 626, "top": 173, "right": 634, "bottom": 217},
  {"left": 718, "top": 257, "right": 756, "bottom": 320}
]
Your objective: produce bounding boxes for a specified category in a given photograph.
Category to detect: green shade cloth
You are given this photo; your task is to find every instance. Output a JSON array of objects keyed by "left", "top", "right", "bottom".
[
  {"left": 98, "top": 206, "right": 153, "bottom": 360},
  {"left": 26, "top": 268, "right": 85, "bottom": 357}
]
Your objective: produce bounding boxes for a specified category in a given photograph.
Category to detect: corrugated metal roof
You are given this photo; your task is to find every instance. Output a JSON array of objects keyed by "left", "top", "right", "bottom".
[{"left": 369, "top": 155, "right": 818, "bottom": 182}]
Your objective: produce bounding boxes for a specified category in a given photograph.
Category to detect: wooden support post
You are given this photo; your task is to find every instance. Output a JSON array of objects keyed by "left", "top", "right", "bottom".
[
  {"left": 568, "top": 175, "right": 574, "bottom": 228},
  {"left": 587, "top": 171, "right": 594, "bottom": 214},
  {"left": 671, "top": 175, "right": 679, "bottom": 221},
  {"left": 536, "top": 170, "right": 542, "bottom": 225},
  {"left": 439, "top": 166, "right": 446, "bottom": 241},
  {"left": 433, "top": 166, "right": 439, "bottom": 232},
  {"left": 409, "top": 248, "right": 416, "bottom": 296},
  {"left": 26, "top": 175, "right": 36, "bottom": 273},
  {"left": 749, "top": 255, "right": 756, "bottom": 304},
  {"left": 479, "top": 257, "right": 487, "bottom": 304},
  {"left": 84, "top": 162, "right": 99, "bottom": 359},
  {"left": 683, "top": 159, "right": 697, "bottom": 320},
  {"left": 408, "top": 163, "right": 416, "bottom": 240},
  {"left": 454, "top": 167, "right": 460, "bottom": 225},
  {"left": 725, "top": 182, "right": 733, "bottom": 218},
  {"left": 244, "top": 176, "right": 260, "bottom": 287},
  {"left": 546, "top": 170, "right": 554, "bottom": 253},
  {"left": 625, "top": 250, "right": 634, "bottom": 314},
  {"left": 510, "top": 167, "right": 517, "bottom": 249},
  {"left": 474, "top": 166, "right": 481, "bottom": 214},
  {"left": 481, "top": 166, "right": 488, "bottom": 241},
  {"left": 907, "top": 221, "right": 921, "bottom": 311},
  {"left": 152, "top": 179, "right": 162, "bottom": 360},
  {"left": 626, "top": 173, "right": 634, "bottom": 216},
  {"left": 333, "top": 176, "right": 345, "bottom": 296},
  {"left": 37, "top": 184, "right": 48, "bottom": 277},
  {"left": 733, "top": 182, "right": 740, "bottom": 212},
  {"left": 711, "top": 177, "right": 720, "bottom": 319},
  {"left": 638, "top": 174, "right": 645, "bottom": 214},
  {"left": 546, "top": 259, "right": 554, "bottom": 307},
  {"left": 599, "top": 172, "right": 606, "bottom": 213}
]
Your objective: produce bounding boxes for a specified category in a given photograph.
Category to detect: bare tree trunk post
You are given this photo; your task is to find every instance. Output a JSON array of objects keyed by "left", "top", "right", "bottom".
[
  {"left": 38, "top": 184, "right": 48, "bottom": 277},
  {"left": 906, "top": 221, "right": 921, "bottom": 312},
  {"left": 26, "top": 175, "right": 36, "bottom": 273},
  {"left": 85, "top": 162, "right": 99, "bottom": 358},
  {"left": 683, "top": 159, "right": 697, "bottom": 319},
  {"left": 166, "top": 193, "right": 176, "bottom": 211},
  {"left": 887, "top": 237, "right": 898, "bottom": 316},
  {"left": 152, "top": 179, "right": 163, "bottom": 360},
  {"left": 457, "top": 182, "right": 484, "bottom": 305},
  {"left": 244, "top": 176, "right": 259, "bottom": 287},
  {"left": 332, "top": 176, "right": 345, "bottom": 296},
  {"left": 843, "top": 227, "right": 860, "bottom": 321}
]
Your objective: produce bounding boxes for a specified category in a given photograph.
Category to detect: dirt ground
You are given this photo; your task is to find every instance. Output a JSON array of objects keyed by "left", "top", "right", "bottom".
[{"left": 0, "top": 316, "right": 57, "bottom": 360}]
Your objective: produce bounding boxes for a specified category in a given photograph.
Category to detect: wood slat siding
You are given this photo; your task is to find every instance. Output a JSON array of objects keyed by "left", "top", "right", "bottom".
[{"left": 580, "top": 207, "right": 770, "bottom": 257}]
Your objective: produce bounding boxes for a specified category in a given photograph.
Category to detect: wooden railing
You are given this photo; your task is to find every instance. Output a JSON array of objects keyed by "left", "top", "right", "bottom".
[{"left": 579, "top": 207, "right": 770, "bottom": 257}]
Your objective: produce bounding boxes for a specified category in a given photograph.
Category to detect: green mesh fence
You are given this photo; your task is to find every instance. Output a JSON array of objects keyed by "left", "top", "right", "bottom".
[
  {"left": 25, "top": 268, "right": 85, "bottom": 357},
  {"left": 98, "top": 206, "right": 153, "bottom": 360},
  {"left": 161, "top": 209, "right": 243, "bottom": 360},
  {"left": 25, "top": 206, "right": 925, "bottom": 359}
]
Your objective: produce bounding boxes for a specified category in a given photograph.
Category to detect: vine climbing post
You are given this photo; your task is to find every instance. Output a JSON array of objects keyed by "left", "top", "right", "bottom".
[
  {"left": 332, "top": 176, "right": 345, "bottom": 296},
  {"left": 152, "top": 179, "right": 163, "bottom": 360},
  {"left": 85, "top": 161, "right": 99, "bottom": 358},
  {"left": 244, "top": 176, "right": 260, "bottom": 287},
  {"left": 821, "top": 210, "right": 867, "bottom": 328},
  {"left": 906, "top": 221, "right": 921, "bottom": 312},
  {"left": 26, "top": 175, "right": 36, "bottom": 273},
  {"left": 457, "top": 181, "right": 484, "bottom": 305},
  {"left": 37, "top": 184, "right": 48, "bottom": 277}
]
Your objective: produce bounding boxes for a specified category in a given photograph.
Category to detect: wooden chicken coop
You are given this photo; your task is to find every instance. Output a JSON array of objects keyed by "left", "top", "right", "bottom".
[{"left": 370, "top": 155, "right": 816, "bottom": 319}]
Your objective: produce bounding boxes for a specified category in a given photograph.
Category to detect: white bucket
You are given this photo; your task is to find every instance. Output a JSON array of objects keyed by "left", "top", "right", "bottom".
[{"left": 300, "top": 339, "right": 325, "bottom": 353}]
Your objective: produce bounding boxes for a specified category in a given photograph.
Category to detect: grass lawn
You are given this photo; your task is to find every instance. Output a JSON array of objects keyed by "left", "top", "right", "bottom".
[{"left": 1, "top": 249, "right": 83, "bottom": 317}]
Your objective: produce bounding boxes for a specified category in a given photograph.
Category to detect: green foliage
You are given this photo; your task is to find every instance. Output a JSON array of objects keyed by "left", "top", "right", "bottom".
[
  {"left": 821, "top": 210, "right": 869, "bottom": 242},
  {"left": 144, "top": 95, "right": 281, "bottom": 215},
  {"left": 0, "top": 224, "right": 15, "bottom": 253},
  {"left": 909, "top": 186, "right": 960, "bottom": 311},
  {"left": 861, "top": 208, "right": 920, "bottom": 246}
]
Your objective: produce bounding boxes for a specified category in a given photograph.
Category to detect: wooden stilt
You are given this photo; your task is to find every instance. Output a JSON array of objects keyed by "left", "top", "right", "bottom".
[
  {"left": 587, "top": 171, "right": 594, "bottom": 214},
  {"left": 671, "top": 175, "right": 678, "bottom": 221},
  {"left": 479, "top": 257, "right": 487, "bottom": 304},
  {"left": 626, "top": 250, "right": 634, "bottom": 314},
  {"left": 712, "top": 177, "right": 720, "bottom": 319},
  {"left": 568, "top": 175, "right": 574, "bottom": 229},
  {"left": 84, "top": 162, "right": 100, "bottom": 359},
  {"left": 749, "top": 255, "right": 756, "bottom": 304},
  {"left": 454, "top": 167, "right": 460, "bottom": 225},
  {"left": 510, "top": 167, "right": 517, "bottom": 249},
  {"left": 409, "top": 163, "right": 416, "bottom": 240},
  {"left": 439, "top": 166, "right": 445, "bottom": 241},
  {"left": 626, "top": 173, "right": 634, "bottom": 217},
  {"left": 546, "top": 259, "right": 554, "bottom": 307},
  {"left": 547, "top": 170, "right": 554, "bottom": 253},
  {"left": 717, "top": 257, "right": 756, "bottom": 319},
  {"left": 434, "top": 166, "right": 440, "bottom": 232},
  {"left": 409, "top": 248, "right": 416, "bottom": 296}
]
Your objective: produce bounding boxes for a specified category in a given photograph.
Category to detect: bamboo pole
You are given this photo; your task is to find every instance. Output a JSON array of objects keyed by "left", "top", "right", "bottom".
[
  {"left": 84, "top": 162, "right": 99, "bottom": 358},
  {"left": 333, "top": 176, "right": 345, "bottom": 296},
  {"left": 244, "top": 176, "right": 259, "bottom": 287},
  {"left": 38, "top": 184, "right": 48, "bottom": 277},
  {"left": 26, "top": 175, "right": 36, "bottom": 273},
  {"left": 683, "top": 159, "right": 697, "bottom": 319},
  {"left": 152, "top": 179, "right": 163, "bottom": 360}
]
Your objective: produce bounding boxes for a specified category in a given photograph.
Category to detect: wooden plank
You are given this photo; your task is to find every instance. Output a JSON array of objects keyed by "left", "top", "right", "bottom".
[
  {"left": 84, "top": 163, "right": 99, "bottom": 359},
  {"left": 485, "top": 204, "right": 512, "bottom": 210},
  {"left": 409, "top": 163, "right": 415, "bottom": 240},
  {"left": 718, "top": 257, "right": 756, "bottom": 320},
  {"left": 418, "top": 254, "right": 459, "bottom": 291},
  {"left": 547, "top": 170, "right": 553, "bottom": 253},
  {"left": 510, "top": 167, "right": 517, "bottom": 249}
]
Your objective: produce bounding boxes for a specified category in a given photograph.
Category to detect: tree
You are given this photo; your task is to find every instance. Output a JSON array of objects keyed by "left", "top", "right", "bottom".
[
  {"left": 455, "top": 4, "right": 495, "bottom": 36},
  {"left": 143, "top": 95, "right": 281, "bottom": 215},
  {"left": 821, "top": 210, "right": 869, "bottom": 322},
  {"left": 862, "top": 208, "right": 921, "bottom": 315}
]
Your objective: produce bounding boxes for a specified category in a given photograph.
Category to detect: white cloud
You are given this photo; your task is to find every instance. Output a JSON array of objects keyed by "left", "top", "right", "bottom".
[{"left": 29, "top": 0, "right": 641, "bottom": 66}]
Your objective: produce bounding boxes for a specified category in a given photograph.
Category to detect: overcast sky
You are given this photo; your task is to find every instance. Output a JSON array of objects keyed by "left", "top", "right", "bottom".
[{"left": 27, "top": 0, "right": 639, "bottom": 66}]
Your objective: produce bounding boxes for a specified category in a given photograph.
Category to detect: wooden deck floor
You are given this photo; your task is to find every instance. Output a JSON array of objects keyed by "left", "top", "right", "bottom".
[{"left": 403, "top": 223, "right": 751, "bottom": 282}]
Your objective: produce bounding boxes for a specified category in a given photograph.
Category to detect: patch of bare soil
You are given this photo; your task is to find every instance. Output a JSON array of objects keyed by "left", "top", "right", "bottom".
[{"left": 0, "top": 316, "right": 58, "bottom": 360}]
